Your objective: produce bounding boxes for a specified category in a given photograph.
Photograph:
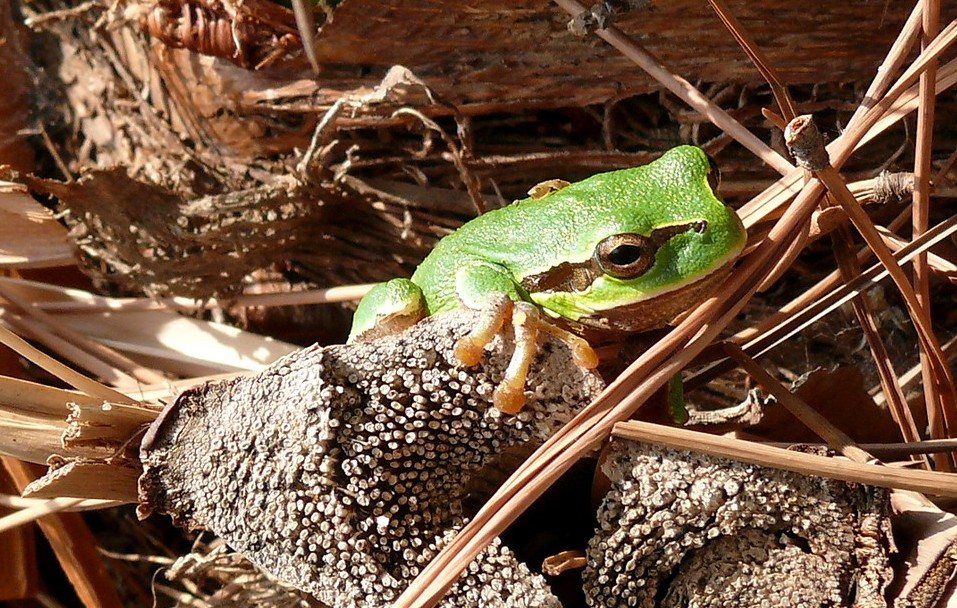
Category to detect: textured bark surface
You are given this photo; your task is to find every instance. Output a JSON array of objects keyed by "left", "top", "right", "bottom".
[
  {"left": 311, "top": 1, "right": 927, "bottom": 111},
  {"left": 586, "top": 441, "right": 893, "bottom": 608},
  {"left": 139, "top": 309, "right": 605, "bottom": 607}
]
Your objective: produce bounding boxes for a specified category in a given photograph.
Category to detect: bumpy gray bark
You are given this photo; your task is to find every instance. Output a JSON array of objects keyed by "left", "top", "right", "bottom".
[
  {"left": 139, "top": 309, "right": 605, "bottom": 607},
  {"left": 586, "top": 441, "right": 893, "bottom": 608}
]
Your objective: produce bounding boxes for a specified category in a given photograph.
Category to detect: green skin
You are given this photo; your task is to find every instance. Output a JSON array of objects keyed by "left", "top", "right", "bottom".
[{"left": 349, "top": 145, "right": 746, "bottom": 343}]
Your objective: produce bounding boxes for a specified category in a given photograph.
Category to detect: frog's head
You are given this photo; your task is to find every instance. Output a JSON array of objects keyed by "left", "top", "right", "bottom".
[{"left": 524, "top": 145, "right": 747, "bottom": 334}]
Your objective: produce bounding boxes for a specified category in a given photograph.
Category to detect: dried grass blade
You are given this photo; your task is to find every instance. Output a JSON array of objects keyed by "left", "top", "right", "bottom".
[
  {"left": 0, "top": 278, "right": 299, "bottom": 378},
  {"left": 0, "top": 324, "right": 132, "bottom": 404},
  {"left": 847, "top": 1, "right": 924, "bottom": 125},
  {"left": 878, "top": 227, "right": 957, "bottom": 276},
  {"left": 874, "top": 335, "right": 957, "bottom": 413},
  {"left": 0, "top": 373, "right": 102, "bottom": 415},
  {"left": 0, "top": 283, "right": 166, "bottom": 385},
  {"left": 856, "top": 438, "right": 957, "bottom": 458},
  {"left": 0, "top": 310, "right": 138, "bottom": 387},
  {"left": 830, "top": 18, "right": 957, "bottom": 169},
  {"left": 0, "top": 407, "right": 68, "bottom": 465},
  {"left": 0, "top": 375, "right": 91, "bottom": 464},
  {"left": 0, "top": 496, "right": 87, "bottom": 533},
  {"left": 32, "top": 282, "right": 375, "bottom": 313},
  {"left": 860, "top": 58, "right": 957, "bottom": 149},
  {"left": 291, "top": 0, "right": 320, "bottom": 73},
  {"left": 731, "top": 208, "right": 955, "bottom": 354}
]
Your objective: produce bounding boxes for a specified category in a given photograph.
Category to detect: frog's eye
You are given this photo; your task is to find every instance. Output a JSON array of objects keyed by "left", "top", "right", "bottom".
[{"left": 594, "top": 234, "right": 655, "bottom": 279}]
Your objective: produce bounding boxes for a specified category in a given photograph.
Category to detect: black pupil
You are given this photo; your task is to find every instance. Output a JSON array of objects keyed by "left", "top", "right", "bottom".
[{"left": 608, "top": 244, "right": 642, "bottom": 266}]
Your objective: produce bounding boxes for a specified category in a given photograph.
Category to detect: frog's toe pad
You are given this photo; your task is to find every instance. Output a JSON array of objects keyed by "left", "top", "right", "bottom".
[
  {"left": 454, "top": 336, "right": 486, "bottom": 367},
  {"left": 493, "top": 382, "right": 526, "bottom": 415},
  {"left": 571, "top": 342, "right": 600, "bottom": 369}
]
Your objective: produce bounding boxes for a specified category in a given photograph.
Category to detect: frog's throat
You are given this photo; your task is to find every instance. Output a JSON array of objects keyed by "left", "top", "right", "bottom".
[{"left": 534, "top": 253, "right": 737, "bottom": 335}]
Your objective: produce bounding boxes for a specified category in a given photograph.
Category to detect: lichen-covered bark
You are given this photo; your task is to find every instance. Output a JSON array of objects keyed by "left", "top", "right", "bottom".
[
  {"left": 586, "top": 441, "right": 893, "bottom": 608},
  {"left": 139, "top": 309, "right": 605, "bottom": 607}
]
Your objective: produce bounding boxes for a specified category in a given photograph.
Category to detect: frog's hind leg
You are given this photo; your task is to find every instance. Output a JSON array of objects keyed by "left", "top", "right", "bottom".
[
  {"left": 488, "top": 311, "right": 601, "bottom": 414},
  {"left": 452, "top": 263, "right": 595, "bottom": 414}
]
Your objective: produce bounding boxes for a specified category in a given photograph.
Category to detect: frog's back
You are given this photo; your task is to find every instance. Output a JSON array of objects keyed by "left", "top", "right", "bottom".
[
  {"left": 411, "top": 187, "right": 604, "bottom": 313},
  {"left": 411, "top": 146, "right": 728, "bottom": 313}
]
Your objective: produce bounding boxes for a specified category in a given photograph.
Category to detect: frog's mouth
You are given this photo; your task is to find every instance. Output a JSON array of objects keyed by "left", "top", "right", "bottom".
[{"left": 561, "top": 261, "right": 735, "bottom": 335}]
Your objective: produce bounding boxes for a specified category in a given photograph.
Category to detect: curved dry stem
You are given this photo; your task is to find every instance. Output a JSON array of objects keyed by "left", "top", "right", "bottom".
[{"left": 552, "top": 0, "right": 794, "bottom": 175}]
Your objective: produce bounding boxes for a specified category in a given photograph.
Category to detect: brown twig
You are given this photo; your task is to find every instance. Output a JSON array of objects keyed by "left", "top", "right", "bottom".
[
  {"left": 611, "top": 420, "right": 957, "bottom": 497},
  {"left": 551, "top": 0, "right": 794, "bottom": 175},
  {"left": 706, "top": 0, "right": 797, "bottom": 122},
  {"left": 914, "top": 0, "right": 944, "bottom": 468}
]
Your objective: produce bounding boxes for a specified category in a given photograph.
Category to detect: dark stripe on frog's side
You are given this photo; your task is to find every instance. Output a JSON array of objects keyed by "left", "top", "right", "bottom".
[
  {"left": 520, "top": 259, "right": 601, "bottom": 294},
  {"left": 520, "top": 220, "right": 708, "bottom": 295}
]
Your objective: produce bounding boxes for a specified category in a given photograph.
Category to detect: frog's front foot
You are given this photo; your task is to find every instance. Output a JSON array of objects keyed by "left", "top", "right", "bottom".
[{"left": 454, "top": 295, "right": 598, "bottom": 415}]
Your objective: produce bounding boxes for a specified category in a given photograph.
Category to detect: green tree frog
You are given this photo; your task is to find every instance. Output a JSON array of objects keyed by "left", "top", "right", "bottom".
[{"left": 348, "top": 146, "right": 747, "bottom": 414}]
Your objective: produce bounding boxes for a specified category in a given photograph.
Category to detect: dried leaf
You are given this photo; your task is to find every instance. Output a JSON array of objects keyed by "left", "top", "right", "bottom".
[
  {"left": 0, "top": 183, "right": 73, "bottom": 269},
  {"left": 748, "top": 367, "right": 906, "bottom": 444}
]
